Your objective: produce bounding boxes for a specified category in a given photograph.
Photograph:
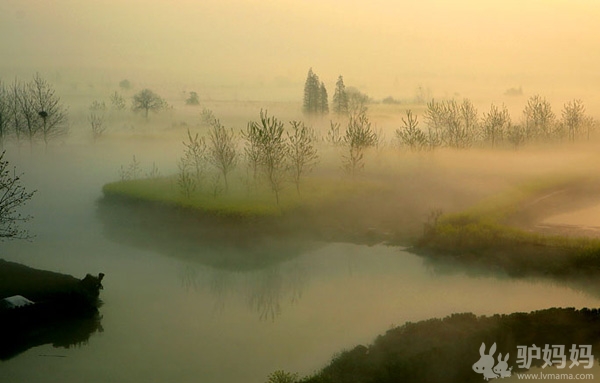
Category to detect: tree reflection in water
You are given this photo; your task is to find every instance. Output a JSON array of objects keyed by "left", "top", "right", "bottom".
[{"left": 178, "top": 258, "right": 309, "bottom": 321}]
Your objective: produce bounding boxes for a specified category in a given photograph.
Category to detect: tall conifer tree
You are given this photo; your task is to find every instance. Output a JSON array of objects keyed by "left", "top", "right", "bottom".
[
  {"left": 319, "top": 82, "right": 329, "bottom": 115},
  {"left": 333, "top": 75, "right": 348, "bottom": 116},
  {"left": 303, "top": 68, "right": 328, "bottom": 115}
]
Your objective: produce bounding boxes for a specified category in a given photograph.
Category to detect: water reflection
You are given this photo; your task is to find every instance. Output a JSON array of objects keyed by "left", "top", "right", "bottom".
[
  {"left": 178, "top": 259, "right": 308, "bottom": 321},
  {"left": 420, "top": 250, "right": 600, "bottom": 299},
  {"left": 178, "top": 265, "right": 233, "bottom": 315},
  {"left": 246, "top": 262, "right": 308, "bottom": 321},
  {"left": 247, "top": 267, "right": 283, "bottom": 321},
  {"left": 97, "top": 198, "right": 322, "bottom": 271},
  {"left": 0, "top": 310, "right": 103, "bottom": 361},
  {"left": 98, "top": 196, "right": 600, "bottom": 323}
]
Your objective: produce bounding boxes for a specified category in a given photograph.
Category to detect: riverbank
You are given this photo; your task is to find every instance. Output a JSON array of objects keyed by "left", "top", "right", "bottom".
[
  {"left": 100, "top": 174, "right": 405, "bottom": 247},
  {"left": 102, "top": 167, "right": 600, "bottom": 279},
  {"left": 414, "top": 176, "right": 600, "bottom": 278}
]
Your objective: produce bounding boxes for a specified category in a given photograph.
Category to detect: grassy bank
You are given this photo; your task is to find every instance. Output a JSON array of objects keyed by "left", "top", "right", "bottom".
[
  {"left": 102, "top": 174, "right": 383, "bottom": 219},
  {"left": 415, "top": 175, "right": 600, "bottom": 277}
]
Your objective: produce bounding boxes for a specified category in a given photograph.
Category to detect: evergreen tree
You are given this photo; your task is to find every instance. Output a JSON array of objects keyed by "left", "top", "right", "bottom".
[
  {"left": 319, "top": 82, "right": 329, "bottom": 115},
  {"left": 302, "top": 68, "right": 320, "bottom": 115},
  {"left": 332, "top": 75, "right": 349, "bottom": 116},
  {"left": 303, "top": 68, "right": 328, "bottom": 116}
]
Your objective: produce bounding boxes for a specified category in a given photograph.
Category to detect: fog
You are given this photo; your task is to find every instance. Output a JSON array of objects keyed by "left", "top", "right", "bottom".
[
  {"left": 3, "top": 1, "right": 600, "bottom": 382},
  {"left": 3, "top": 1, "right": 600, "bottom": 104}
]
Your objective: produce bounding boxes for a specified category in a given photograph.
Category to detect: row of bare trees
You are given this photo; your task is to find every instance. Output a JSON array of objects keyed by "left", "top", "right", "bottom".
[
  {"left": 0, "top": 74, "right": 68, "bottom": 150},
  {"left": 178, "top": 116, "right": 239, "bottom": 199},
  {"left": 176, "top": 110, "right": 322, "bottom": 205},
  {"left": 173, "top": 109, "right": 385, "bottom": 205},
  {"left": 243, "top": 110, "right": 319, "bottom": 203},
  {"left": 396, "top": 96, "right": 595, "bottom": 151}
]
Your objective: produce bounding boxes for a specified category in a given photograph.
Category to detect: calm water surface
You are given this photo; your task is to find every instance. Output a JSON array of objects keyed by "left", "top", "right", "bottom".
[{"left": 1, "top": 146, "right": 599, "bottom": 383}]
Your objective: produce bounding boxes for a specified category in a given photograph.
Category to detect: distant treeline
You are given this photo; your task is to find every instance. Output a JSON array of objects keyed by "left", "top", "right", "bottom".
[
  {"left": 303, "top": 68, "right": 595, "bottom": 151},
  {"left": 396, "top": 96, "right": 595, "bottom": 151},
  {"left": 116, "top": 97, "right": 596, "bottom": 208},
  {"left": 303, "top": 68, "right": 370, "bottom": 117}
]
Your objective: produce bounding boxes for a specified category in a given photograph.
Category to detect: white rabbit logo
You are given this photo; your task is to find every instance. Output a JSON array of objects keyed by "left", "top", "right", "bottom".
[
  {"left": 472, "top": 343, "right": 513, "bottom": 380},
  {"left": 493, "top": 353, "right": 512, "bottom": 378}
]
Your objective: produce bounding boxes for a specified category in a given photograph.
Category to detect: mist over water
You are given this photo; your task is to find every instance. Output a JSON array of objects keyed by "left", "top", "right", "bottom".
[
  {"left": 2, "top": 1, "right": 600, "bottom": 382},
  {"left": 0, "top": 145, "right": 597, "bottom": 382}
]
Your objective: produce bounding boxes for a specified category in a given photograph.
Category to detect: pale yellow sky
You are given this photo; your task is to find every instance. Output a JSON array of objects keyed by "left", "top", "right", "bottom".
[{"left": 1, "top": 0, "right": 600, "bottom": 102}]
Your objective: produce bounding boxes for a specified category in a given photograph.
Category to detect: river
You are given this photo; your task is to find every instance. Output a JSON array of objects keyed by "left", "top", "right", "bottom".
[{"left": 1, "top": 144, "right": 599, "bottom": 383}]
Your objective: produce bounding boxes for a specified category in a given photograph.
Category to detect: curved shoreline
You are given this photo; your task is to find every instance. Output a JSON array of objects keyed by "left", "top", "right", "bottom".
[
  {"left": 509, "top": 178, "right": 600, "bottom": 238},
  {"left": 414, "top": 177, "right": 600, "bottom": 279}
]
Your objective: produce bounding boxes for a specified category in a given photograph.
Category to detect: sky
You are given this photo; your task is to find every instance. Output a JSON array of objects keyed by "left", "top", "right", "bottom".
[{"left": 1, "top": 0, "right": 600, "bottom": 103}]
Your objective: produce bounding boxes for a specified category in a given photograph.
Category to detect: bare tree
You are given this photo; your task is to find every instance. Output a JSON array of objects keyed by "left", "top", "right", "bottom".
[
  {"left": 7, "top": 80, "right": 25, "bottom": 147},
  {"left": 396, "top": 110, "right": 427, "bottom": 151},
  {"left": 325, "top": 121, "right": 343, "bottom": 146},
  {"left": 523, "top": 95, "right": 555, "bottom": 141},
  {"left": 89, "top": 100, "right": 106, "bottom": 112},
  {"left": 145, "top": 162, "right": 161, "bottom": 179},
  {"left": 182, "top": 129, "right": 207, "bottom": 185},
  {"left": 346, "top": 87, "right": 369, "bottom": 116},
  {"left": 424, "top": 99, "right": 477, "bottom": 149},
  {"left": 177, "top": 158, "right": 196, "bottom": 199},
  {"left": 343, "top": 112, "right": 377, "bottom": 176},
  {"left": 13, "top": 79, "right": 39, "bottom": 150},
  {"left": 426, "top": 126, "right": 442, "bottom": 151},
  {"left": 561, "top": 99, "right": 586, "bottom": 143},
  {"left": 200, "top": 108, "right": 217, "bottom": 127},
  {"left": 207, "top": 118, "right": 237, "bottom": 192},
  {"left": 132, "top": 89, "right": 166, "bottom": 119},
  {"left": 460, "top": 99, "right": 479, "bottom": 144},
  {"left": 119, "top": 155, "right": 142, "bottom": 181},
  {"left": 0, "top": 151, "right": 36, "bottom": 240},
  {"left": 89, "top": 112, "right": 106, "bottom": 142},
  {"left": 482, "top": 104, "right": 511, "bottom": 148},
  {"left": 584, "top": 116, "right": 596, "bottom": 141},
  {"left": 423, "top": 100, "right": 444, "bottom": 151},
  {"left": 444, "top": 100, "right": 476, "bottom": 149},
  {"left": 241, "top": 121, "right": 262, "bottom": 188},
  {"left": 507, "top": 124, "right": 526, "bottom": 149},
  {"left": 424, "top": 99, "right": 445, "bottom": 132},
  {"left": 110, "top": 91, "right": 126, "bottom": 111},
  {"left": 249, "top": 110, "right": 287, "bottom": 205},
  {"left": 29, "top": 73, "right": 68, "bottom": 149},
  {"left": 287, "top": 120, "right": 318, "bottom": 194},
  {"left": 0, "top": 82, "right": 9, "bottom": 149}
]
